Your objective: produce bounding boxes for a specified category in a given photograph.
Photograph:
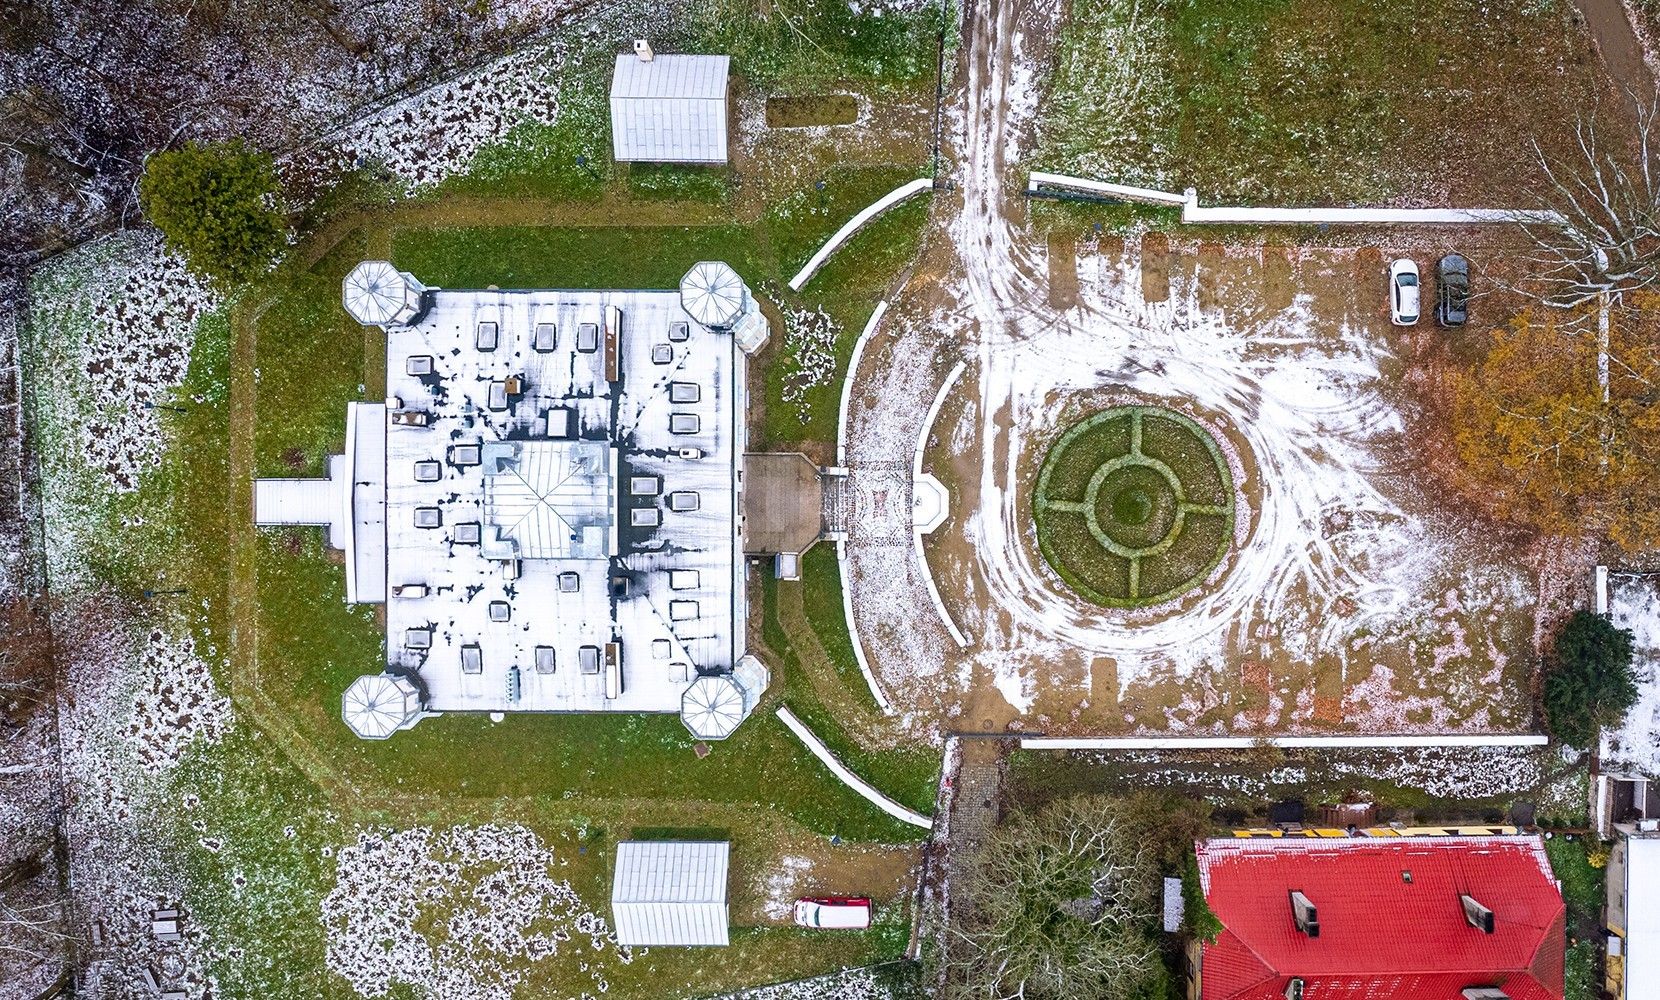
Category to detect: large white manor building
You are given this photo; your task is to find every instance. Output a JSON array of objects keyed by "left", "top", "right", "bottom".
[{"left": 255, "top": 260, "right": 772, "bottom": 741}]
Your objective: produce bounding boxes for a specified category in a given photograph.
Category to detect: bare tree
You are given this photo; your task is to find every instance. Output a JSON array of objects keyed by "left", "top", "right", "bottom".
[
  {"left": 948, "top": 795, "right": 1164, "bottom": 1000},
  {"left": 1521, "top": 96, "right": 1660, "bottom": 311}
]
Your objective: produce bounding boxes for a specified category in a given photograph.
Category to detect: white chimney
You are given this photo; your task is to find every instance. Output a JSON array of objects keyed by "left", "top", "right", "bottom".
[
  {"left": 1460, "top": 894, "right": 1495, "bottom": 934},
  {"left": 634, "top": 38, "right": 654, "bottom": 62},
  {"left": 1289, "top": 891, "right": 1319, "bottom": 939}
]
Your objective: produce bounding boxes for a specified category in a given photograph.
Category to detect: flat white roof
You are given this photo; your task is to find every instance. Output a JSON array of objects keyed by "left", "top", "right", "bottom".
[
  {"left": 1630, "top": 838, "right": 1660, "bottom": 996},
  {"left": 1605, "top": 575, "right": 1660, "bottom": 776},
  {"left": 609, "top": 54, "right": 729, "bottom": 164},
  {"left": 382, "top": 286, "right": 744, "bottom": 714},
  {"left": 611, "top": 841, "right": 729, "bottom": 947}
]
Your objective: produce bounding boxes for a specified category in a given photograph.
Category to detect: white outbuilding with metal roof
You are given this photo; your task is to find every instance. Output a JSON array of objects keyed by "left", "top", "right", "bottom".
[
  {"left": 609, "top": 45, "right": 729, "bottom": 164},
  {"left": 611, "top": 841, "right": 730, "bottom": 947}
]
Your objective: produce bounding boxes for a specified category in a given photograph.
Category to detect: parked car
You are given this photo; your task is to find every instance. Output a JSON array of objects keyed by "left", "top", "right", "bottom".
[
  {"left": 1389, "top": 258, "right": 1420, "bottom": 326},
  {"left": 793, "top": 896, "right": 873, "bottom": 929},
  {"left": 1436, "top": 253, "right": 1470, "bottom": 327}
]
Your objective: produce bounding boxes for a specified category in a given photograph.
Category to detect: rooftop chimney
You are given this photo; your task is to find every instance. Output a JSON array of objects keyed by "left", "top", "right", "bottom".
[
  {"left": 634, "top": 38, "right": 654, "bottom": 62},
  {"left": 1284, "top": 979, "right": 1305, "bottom": 1000},
  {"left": 1460, "top": 894, "right": 1495, "bottom": 934},
  {"left": 1289, "top": 891, "right": 1319, "bottom": 939}
]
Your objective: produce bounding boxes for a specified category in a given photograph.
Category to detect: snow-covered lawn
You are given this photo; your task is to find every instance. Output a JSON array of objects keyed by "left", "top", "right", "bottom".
[
  {"left": 1603, "top": 574, "right": 1660, "bottom": 776},
  {"left": 27, "top": 233, "right": 216, "bottom": 495},
  {"left": 323, "top": 825, "right": 626, "bottom": 1000}
]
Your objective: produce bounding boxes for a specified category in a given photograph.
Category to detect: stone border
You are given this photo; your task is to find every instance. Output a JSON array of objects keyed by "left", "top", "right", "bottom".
[
  {"left": 914, "top": 360, "right": 970, "bottom": 649},
  {"left": 1021, "top": 734, "right": 1548, "bottom": 750},
  {"left": 788, "top": 178, "right": 935, "bottom": 291},
  {"left": 836, "top": 541, "right": 895, "bottom": 716},
  {"left": 836, "top": 300, "right": 889, "bottom": 466},
  {"left": 1025, "top": 172, "right": 1565, "bottom": 226},
  {"left": 776, "top": 706, "right": 933, "bottom": 829}
]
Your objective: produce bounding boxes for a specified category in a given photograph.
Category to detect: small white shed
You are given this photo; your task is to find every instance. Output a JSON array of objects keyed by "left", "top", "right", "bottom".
[
  {"left": 611, "top": 840, "right": 730, "bottom": 946},
  {"left": 609, "top": 47, "right": 730, "bottom": 164}
]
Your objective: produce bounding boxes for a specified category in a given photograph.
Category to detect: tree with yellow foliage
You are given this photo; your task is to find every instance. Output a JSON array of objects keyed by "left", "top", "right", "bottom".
[{"left": 1449, "top": 293, "right": 1660, "bottom": 551}]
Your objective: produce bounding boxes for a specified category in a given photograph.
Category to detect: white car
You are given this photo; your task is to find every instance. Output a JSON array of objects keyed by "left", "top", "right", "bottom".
[
  {"left": 793, "top": 896, "right": 872, "bottom": 930},
  {"left": 1389, "top": 258, "right": 1420, "bottom": 326}
]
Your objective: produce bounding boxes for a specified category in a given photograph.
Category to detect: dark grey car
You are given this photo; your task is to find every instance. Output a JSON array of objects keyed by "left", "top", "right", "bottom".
[{"left": 1437, "top": 254, "right": 1470, "bottom": 327}]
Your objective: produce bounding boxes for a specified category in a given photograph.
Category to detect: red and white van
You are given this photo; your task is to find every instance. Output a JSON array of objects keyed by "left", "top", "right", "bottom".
[{"left": 792, "top": 896, "right": 873, "bottom": 930}]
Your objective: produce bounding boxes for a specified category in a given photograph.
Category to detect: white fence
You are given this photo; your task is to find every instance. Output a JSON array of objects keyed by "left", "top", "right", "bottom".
[
  {"left": 1020, "top": 733, "right": 1548, "bottom": 750},
  {"left": 1025, "top": 172, "right": 1565, "bottom": 227}
]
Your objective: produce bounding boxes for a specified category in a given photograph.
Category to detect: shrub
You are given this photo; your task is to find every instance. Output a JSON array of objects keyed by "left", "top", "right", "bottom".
[
  {"left": 1543, "top": 610, "right": 1637, "bottom": 748},
  {"left": 139, "top": 140, "right": 286, "bottom": 286}
]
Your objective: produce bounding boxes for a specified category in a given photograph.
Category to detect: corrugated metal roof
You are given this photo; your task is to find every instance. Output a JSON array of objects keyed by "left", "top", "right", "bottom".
[
  {"left": 609, "top": 54, "right": 729, "bottom": 163},
  {"left": 611, "top": 841, "right": 730, "bottom": 946},
  {"left": 611, "top": 54, "right": 729, "bottom": 99}
]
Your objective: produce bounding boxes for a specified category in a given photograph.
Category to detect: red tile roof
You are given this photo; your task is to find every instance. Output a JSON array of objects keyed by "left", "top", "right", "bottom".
[{"left": 1196, "top": 836, "right": 1565, "bottom": 1000}]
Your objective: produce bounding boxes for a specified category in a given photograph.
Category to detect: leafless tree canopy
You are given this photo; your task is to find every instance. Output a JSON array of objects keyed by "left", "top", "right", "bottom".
[
  {"left": 1524, "top": 96, "right": 1660, "bottom": 310},
  {"left": 949, "top": 795, "right": 1164, "bottom": 1000}
]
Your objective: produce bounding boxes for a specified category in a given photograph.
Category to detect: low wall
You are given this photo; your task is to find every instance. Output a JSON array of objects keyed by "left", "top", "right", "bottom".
[
  {"left": 1026, "top": 172, "right": 1565, "bottom": 227},
  {"left": 777, "top": 706, "right": 932, "bottom": 829},
  {"left": 1020, "top": 734, "right": 1549, "bottom": 750},
  {"left": 788, "top": 178, "right": 935, "bottom": 291}
]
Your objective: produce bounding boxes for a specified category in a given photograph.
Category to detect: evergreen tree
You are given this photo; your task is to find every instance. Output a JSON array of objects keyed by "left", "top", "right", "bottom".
[
  {"left": 1543, "top": 610, "right": 1638, "bottom": 747},
  {"left": 139, "top": 140, "right": 285, "bottom": 286}
]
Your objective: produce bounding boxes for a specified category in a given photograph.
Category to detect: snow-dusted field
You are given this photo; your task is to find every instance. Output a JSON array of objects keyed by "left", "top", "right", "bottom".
[{"left": 323, "top": 825, "right": 626, "bottom": 999}]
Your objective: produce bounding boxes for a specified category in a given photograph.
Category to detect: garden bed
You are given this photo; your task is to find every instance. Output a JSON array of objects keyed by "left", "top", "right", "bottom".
[{"left": 766, "top": 94, "right": 860, "bottom": 128}]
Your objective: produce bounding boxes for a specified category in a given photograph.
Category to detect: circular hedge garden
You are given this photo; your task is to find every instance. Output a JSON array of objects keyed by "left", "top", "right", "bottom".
[{"left": 1033, "top": 406, "right": 1237, "bottom": 608}]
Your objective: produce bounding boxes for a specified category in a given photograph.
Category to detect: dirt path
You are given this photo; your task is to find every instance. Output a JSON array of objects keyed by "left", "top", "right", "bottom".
[
  {"left": 938, "top": 736, "right": 1007, "bottom": 988},
  {"left": 838, "top": 0, "right": 1067, "bottom": 722},
  {"left": 1572, "top": 0, "right": 1656, "bottom": 99}
]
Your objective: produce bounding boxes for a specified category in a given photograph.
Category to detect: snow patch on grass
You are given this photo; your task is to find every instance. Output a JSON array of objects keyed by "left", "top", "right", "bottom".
[
  {"left": 322, "top": 824, "right": 624, "bottom": 1000},
  {"left": 56, "top": 604, "right": 233, "bottom": 998},
  {"left": 1603, "top": 574, "right": 1660, "bottom": 777},
  {"left": 290, "top": 47, "right": 562, "bottom": 193},
  {"left": 31, "top": 233, "right": 216, "bottom": 492},
  {"left": 781, "top": 304, "right": 842, "bottom": 420},
  {"left": 127, "top": 627, "right": 234, "bottom": 774},
  {"left": 761, "top": 854, "right": 815, "bottom": 920}
]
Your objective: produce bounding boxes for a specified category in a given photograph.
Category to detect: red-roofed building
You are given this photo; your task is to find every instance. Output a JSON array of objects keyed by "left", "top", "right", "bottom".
[{"left": 1191, "top": 836, "right": 1566, "bottom": 1000}]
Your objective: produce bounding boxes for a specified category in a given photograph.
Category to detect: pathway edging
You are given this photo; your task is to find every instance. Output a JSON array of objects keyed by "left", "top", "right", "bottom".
[
  {"left": 789, "top": 178, "right": 935, "bottom": 291},
  {"left": 776, "top": 706, "right": 932, "bottom": 829},
  {"left": 1021, "top": 734, "right": 1549, "bottom": 750},
  {"left": 913, "top": 359, "right": 970, "bottom": 649}
]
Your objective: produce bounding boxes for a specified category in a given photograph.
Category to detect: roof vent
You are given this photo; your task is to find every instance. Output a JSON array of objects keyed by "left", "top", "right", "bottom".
[
  {"left": 634, "top": 38, "right": 654, "bottom": 62},
  {"left": 1461, "top": 989, "right": 1511, "bottom": 1000},
  {"left": 1461, "top": 894, "right": 1495, "bottom": 934},
  {"left": 1284, "top": 979, "right": 1305, "bottom": 1000},
  {"left": 1289, "top": 891, "right": 1319, "bottom": 939}
]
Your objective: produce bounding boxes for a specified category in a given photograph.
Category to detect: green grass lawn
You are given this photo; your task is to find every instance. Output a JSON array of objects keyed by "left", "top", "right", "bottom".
[
  {"left": 390, "top": 222, "right": 764, "bottom": 290},
  {"left": 760, "top": 193, "right": 932, "bottom": 447},
  {"left": 761, "top": 550, "right": 941, "bottom": 816},
  {"left": 1038, "top": 0, "right": 1604, "bottom": 205}
]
